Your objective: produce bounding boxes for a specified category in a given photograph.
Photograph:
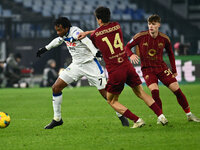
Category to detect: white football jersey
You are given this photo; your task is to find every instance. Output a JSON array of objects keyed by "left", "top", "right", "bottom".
[{"left": 45, "top": 26, "right": 98, "bottom": 64}]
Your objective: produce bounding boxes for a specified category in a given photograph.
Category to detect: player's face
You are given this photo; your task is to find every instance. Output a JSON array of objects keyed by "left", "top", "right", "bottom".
[
  {"left": 54, "top": 25, "right": 68, "bottom": 37},
  {"left": 148, "top": 21, "right": 160, "bottom": 34}
]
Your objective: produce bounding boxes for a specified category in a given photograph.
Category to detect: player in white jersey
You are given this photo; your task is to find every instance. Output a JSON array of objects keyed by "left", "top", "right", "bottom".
[{"left": 36, "top": 17, "right": 129, "bottom": 129}]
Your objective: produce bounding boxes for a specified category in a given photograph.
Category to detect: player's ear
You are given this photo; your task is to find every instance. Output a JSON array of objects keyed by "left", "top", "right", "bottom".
[{"left": 96, "top": 17, "right": 102, "bottom": 25}]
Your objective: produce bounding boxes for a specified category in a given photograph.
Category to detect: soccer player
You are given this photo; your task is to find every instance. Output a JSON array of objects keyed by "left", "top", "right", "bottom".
[
  {"left": 36, "top": 17, "right": 129, "bottom": 129},
  {"left": 125, "top": 14, "right": 200, "bottom": 123},
  {"left": 78, "top": 7, "right": 168, "bottom": 128}
]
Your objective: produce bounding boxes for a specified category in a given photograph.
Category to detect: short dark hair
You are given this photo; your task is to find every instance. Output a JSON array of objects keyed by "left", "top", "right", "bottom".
[
  {"left": 95, "top": 6, "right": 110, "bottom": 23},
  {"left": 54, "top": 17, "right": 72, "bottom": 28},
  {"left": 147, "top": 14, "right": 161, "bottom": 23}
]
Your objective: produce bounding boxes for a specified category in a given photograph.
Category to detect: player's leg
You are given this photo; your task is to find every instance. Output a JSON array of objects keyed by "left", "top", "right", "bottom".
[
  {"left": 85, "top": 59, "right": 130, "bottom": 126},
  {"left": 148, "top": 83, "right": 163, "bottom": 110},
  {"left": 168, "top": 82, "right": 200, "bottom": 122},
  {"left": 45, "top": 64, "right": 79, "bottom": 129},
  {"left": 131, "top": 84, "right": 168, "bottom": 125},
  {"left": 127, "top": 66, "right": 167, "bottom": 125},
  {"left": 143, "top": 71, "right": 163, "bottom": 111},
  {"left": 106, "top": 92, "right": 145, "bottom": 128},
  {"left": 98, "top": 89, "right": 129, "bottom": 126},
  {"left": 44, "top": 78, "right": 68, "bottom": 129}
]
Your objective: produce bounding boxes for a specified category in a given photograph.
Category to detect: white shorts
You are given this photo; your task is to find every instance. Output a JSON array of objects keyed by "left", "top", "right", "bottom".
[{"left": 59, "top": 58, "right": 106, "bottom": 90}]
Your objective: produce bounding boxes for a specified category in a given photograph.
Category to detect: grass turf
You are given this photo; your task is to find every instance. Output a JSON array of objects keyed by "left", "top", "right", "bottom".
[{"left": 0, "top": 84, "right": 200, "bottom": 150}]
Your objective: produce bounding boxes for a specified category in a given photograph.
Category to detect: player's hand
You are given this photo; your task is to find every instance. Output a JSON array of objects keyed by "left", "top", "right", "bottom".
[
  {"left": 95, "top": 51, "right": 102, "bottom": 58},
  {"left": 95, "top": 51, "right": 102, "bottom": 61},
  {"left": 78, "top": 32, "right": 87, "bottom": 40},
  {"left": 130, "top": 54, "right": 140, "bottom": 64},
  {"left": 172, "top": 73, "right": 178, "bottom": 77},
  {"left": 36, "top": 47, "right": 48, "bottom": 57}
]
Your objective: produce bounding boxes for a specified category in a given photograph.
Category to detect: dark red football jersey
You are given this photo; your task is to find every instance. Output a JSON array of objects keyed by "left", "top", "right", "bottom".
[
  {"left": 90, "top": 22, "right": 130, "bottom": 73},
  {"left": 125, "top": 31, "right": 177, "bottom": 73}
]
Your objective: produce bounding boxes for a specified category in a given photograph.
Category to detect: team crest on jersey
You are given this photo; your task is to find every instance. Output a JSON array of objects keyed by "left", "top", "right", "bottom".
[{"left": 143, "top": 42, "right": 148, "bottom": 46}]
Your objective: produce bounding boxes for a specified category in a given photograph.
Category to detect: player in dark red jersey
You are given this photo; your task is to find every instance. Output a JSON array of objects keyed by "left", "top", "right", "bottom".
[
  {"left": 78, "top": 7, "right": 169, "bottom": 128},
  {"left": 125, "top": 14, "right": 200, "bottom": 123}
]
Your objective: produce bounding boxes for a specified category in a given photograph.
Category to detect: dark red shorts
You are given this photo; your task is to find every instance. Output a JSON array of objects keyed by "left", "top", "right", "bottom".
[
  {"left": 106, "top": 63, "right": 142, "bottom": 95},
  {"left": 142, "top": 67, "right": 177, "bottom": 87}
]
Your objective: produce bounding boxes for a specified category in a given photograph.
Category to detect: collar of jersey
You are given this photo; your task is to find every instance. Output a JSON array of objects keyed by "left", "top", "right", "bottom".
[
  {"left": 63, "top": 27, "right": 75, "bottom": 42},
  {"left": 65, "top": 27, "right": 70, "bottom": 37}
]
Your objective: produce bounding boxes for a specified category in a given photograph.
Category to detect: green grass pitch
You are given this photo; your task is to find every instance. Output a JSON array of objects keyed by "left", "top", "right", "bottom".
[{"left": 0, "top": 84, "right": 200, "bottom": 150}]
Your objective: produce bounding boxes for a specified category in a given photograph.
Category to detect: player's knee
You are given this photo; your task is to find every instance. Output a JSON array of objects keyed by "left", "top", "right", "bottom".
[
  {"left": 107, "top": 99, "right": 114, "bottom": 106},
  {"left": 107, "top": 99, "right": 112, "bottom": 105},
  {"left": 135, "top": 90, "right": 143, "bottom": 99}
]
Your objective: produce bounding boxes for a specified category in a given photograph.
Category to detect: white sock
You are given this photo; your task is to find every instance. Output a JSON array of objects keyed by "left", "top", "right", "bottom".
[
  {"left": 158, "top": 114, "right": 165, "bottom": 119},
  {"left": 116, "top": 112, "right": 122, "bottom": 117},
  {"left": 186, "top": 112, "right": 192, "bottom": 116},
  {"left": 52, "top": 93, "right": 62, "bottom": 121}
]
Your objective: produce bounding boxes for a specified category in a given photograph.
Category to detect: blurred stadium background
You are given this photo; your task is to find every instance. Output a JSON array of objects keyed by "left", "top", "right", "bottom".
[{"left": 0, "top": 0, "right": 200, "bottom": 87}]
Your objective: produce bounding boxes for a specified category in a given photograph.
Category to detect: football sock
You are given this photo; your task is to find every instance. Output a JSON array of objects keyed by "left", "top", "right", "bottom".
[
  {"left": 186, "top": 112, "right": 192, "bottom": 116},
  {"left": 149, "top": 102, "right": 162, "bottom": 117},
  {"left": 173, "top": 88, "right": 190, "bottom": 113},
  {"left": 52, "top": 92, "right": 62, "bottom": 121},
  {"left": 151, "top": 89, "right": 162, "bottom": 110},
  {"left": 123, "top": 109, "right": 139, "bottom": 123}
]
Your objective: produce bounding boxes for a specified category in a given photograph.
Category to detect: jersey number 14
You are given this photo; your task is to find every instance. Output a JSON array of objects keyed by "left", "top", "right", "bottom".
[{"left": 102, "top": 33, "right": 123, "bottom": 54}]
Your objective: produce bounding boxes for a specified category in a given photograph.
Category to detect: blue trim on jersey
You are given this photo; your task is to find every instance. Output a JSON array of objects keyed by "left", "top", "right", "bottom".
[
  {"left": 64, "top": 37, "right": 75, "bottom": 42},
  {"left": 53, "top": 92, "right": 62, "bottom": 97},
  {"left": 94, "top": 58, "right": 103, "bottom": 74}
]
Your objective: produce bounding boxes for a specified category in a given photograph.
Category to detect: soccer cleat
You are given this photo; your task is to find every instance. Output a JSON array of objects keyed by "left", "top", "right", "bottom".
[
  {"left": 131, "top": 118, "right": 145, "bottom": 128},
  {"left": 187, "top": 114, "right": 200, "bottom": 122},
  {"left": 157, "top": 114, "right": 168, "bottom": 125},
  {"left": 156, "top": 119, "right": 161, "bottom": 125},
  {"left": 118, "top": 116, "right": 129, "bottom": 127},
  {"left": 44, "top": 119, "right": 63, "bottom": 129}
]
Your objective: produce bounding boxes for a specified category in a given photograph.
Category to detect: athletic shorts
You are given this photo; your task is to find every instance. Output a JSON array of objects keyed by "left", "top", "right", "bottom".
[
  {"left": 59, "top": 58, "right": 106, "bottom": 90},
  {"left": 142, "top": 67, "right": 177, "bottom": 87},
  {"left": 106, "top": 63, "right": 142, "bottom": 95}
]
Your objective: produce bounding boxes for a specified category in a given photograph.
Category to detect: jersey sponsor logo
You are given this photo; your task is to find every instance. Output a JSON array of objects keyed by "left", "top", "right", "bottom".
[
  {"left": 65, "top": 41, "right": 76, "bottom": 47},
  {"left": 148, "top": 49, "right": 157, "bottom": 56},
  {"left": 108, "top": 51, "right": 125, "bottom": 60},
  {"left": 143, "top": 42, "right": 148, "bottom": 46},
  {"left": 95, "top": 25, "right": 120, "bottom": 37}
]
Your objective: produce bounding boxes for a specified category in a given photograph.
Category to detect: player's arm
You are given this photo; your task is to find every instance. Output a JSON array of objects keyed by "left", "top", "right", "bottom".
[
  {"left": 80, "top": 37, "right": 99, "bottom": 56},
  {"left": 125, "top": 37, "right": 140, "bottom": 64},
  {"left": 72, "top": 28, "right": 99, "bottom": 57},
  {"left": 165, "top": 38, "right": 177, "bottom": 76},
  {"left": 77, "top": 30, "right": 95, "bottom": 40},
  {"left": 36, "top": 37, "right": 63, "bottom": 57}
]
